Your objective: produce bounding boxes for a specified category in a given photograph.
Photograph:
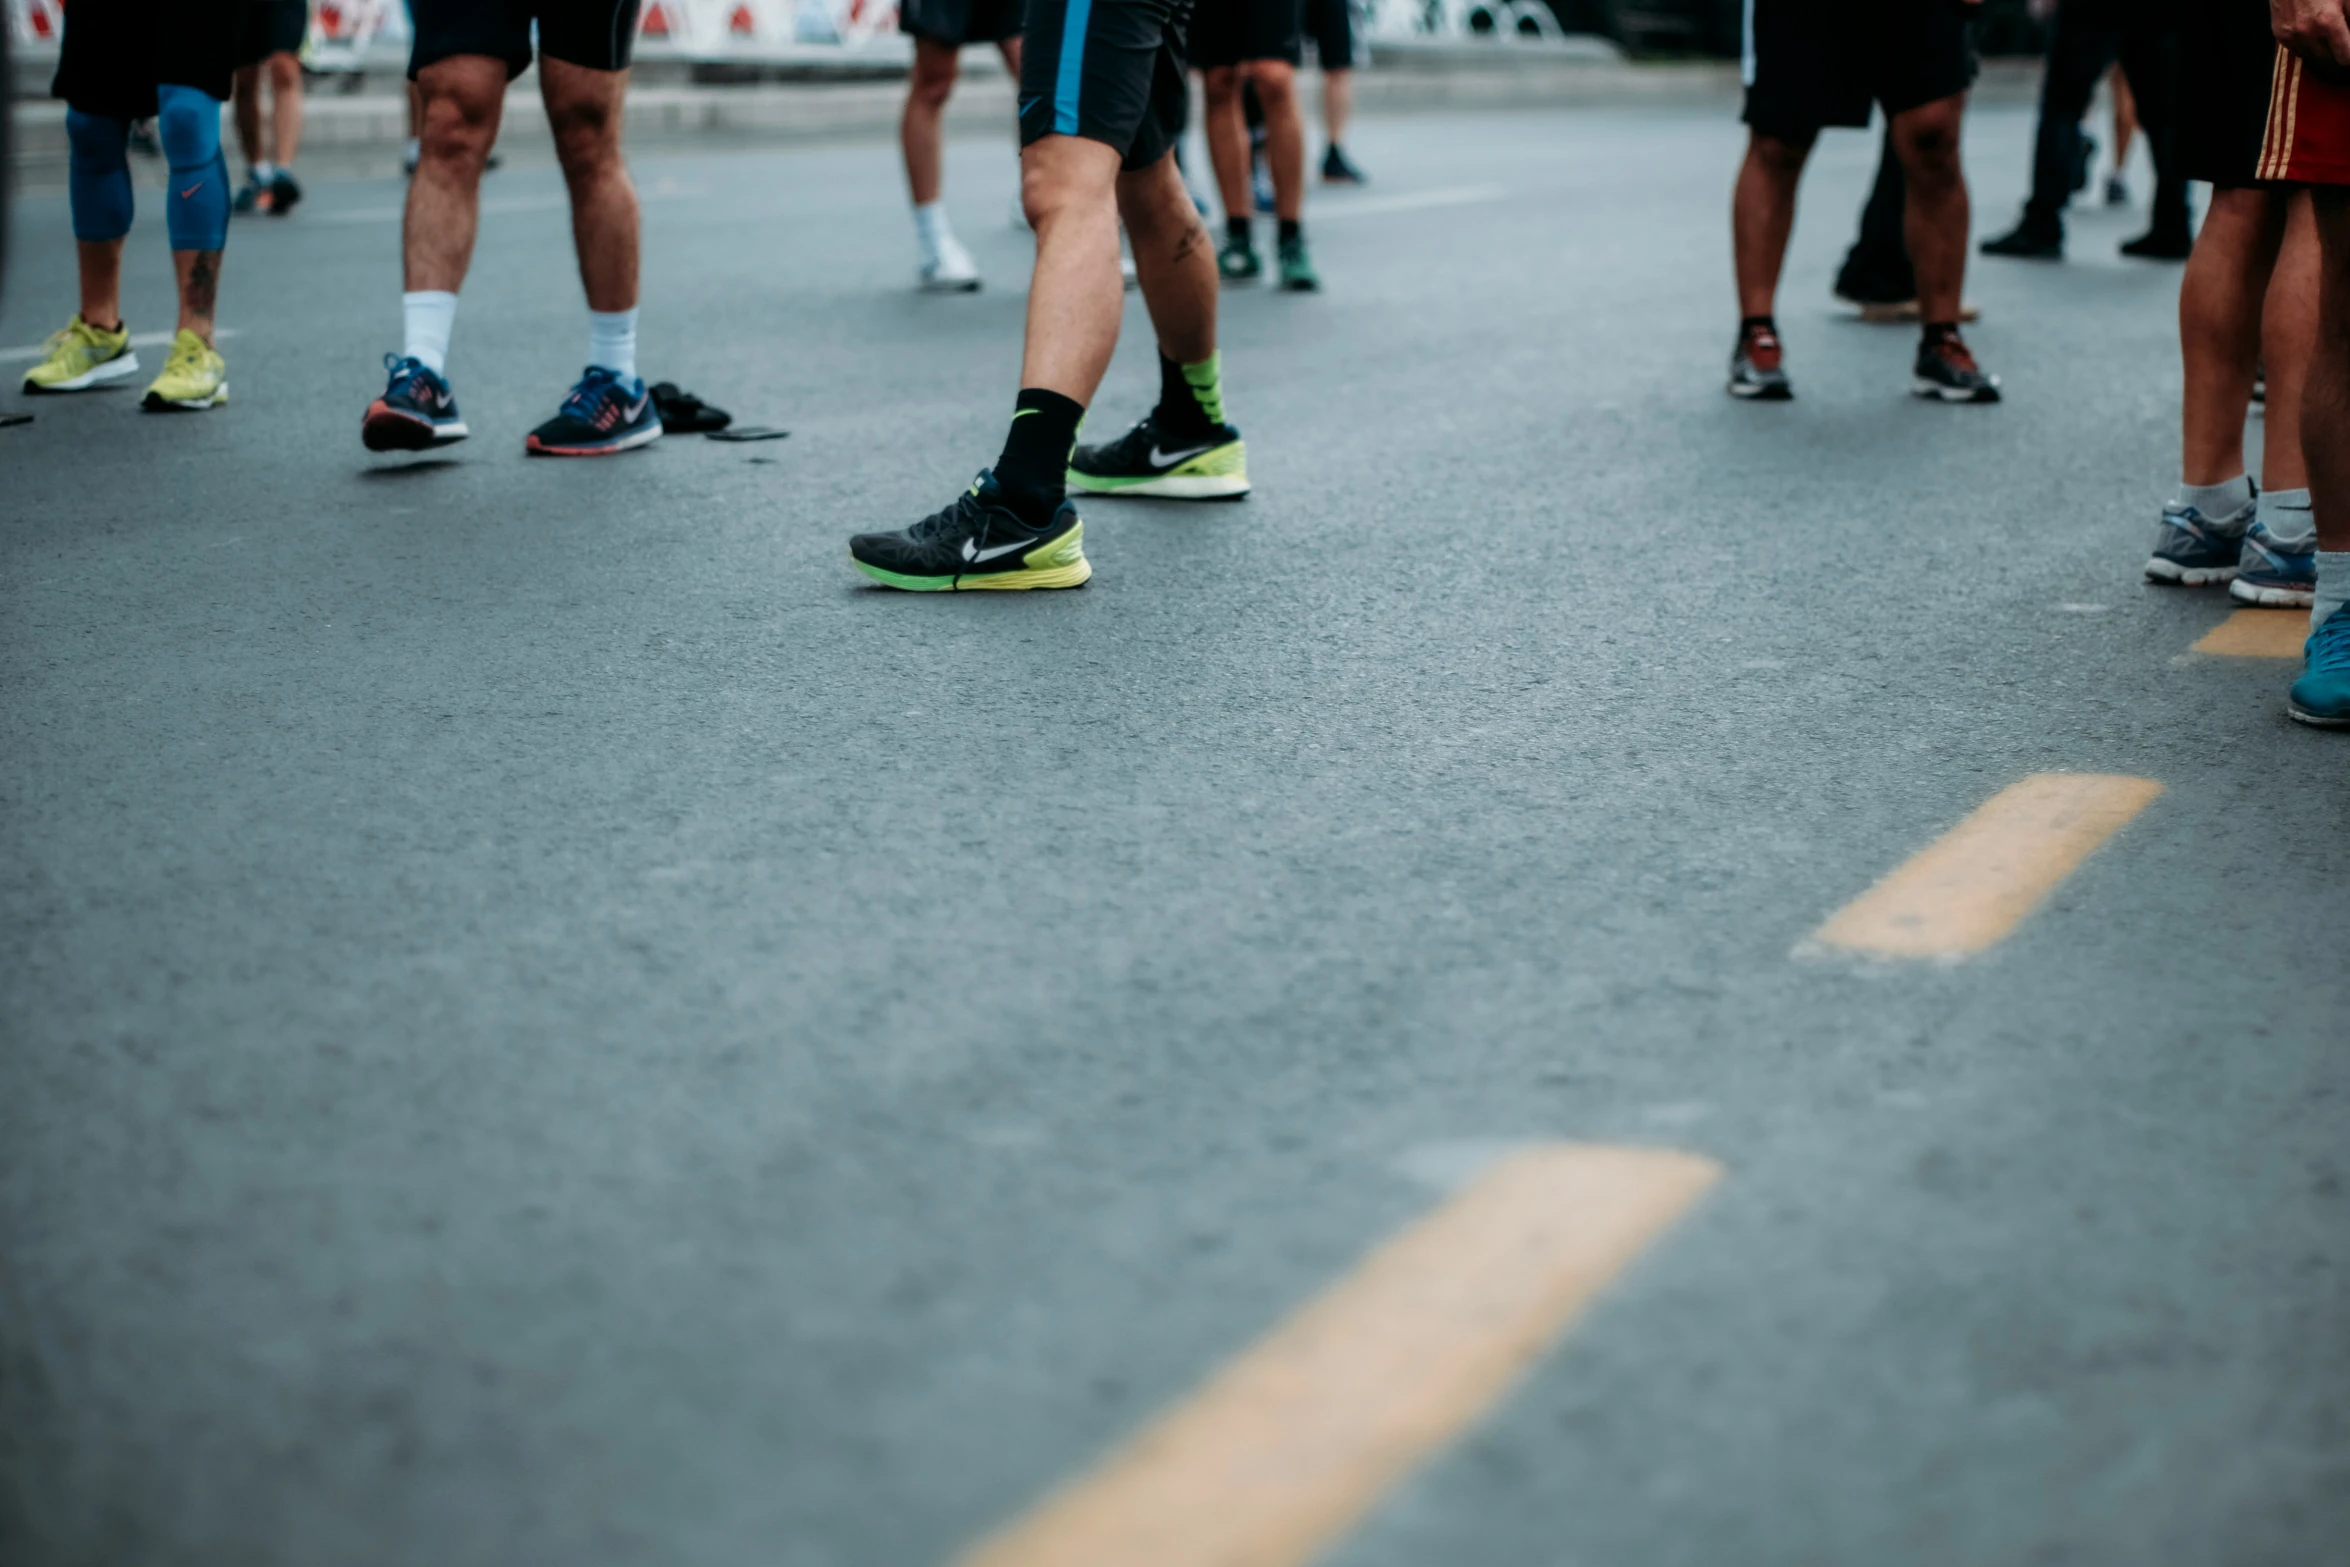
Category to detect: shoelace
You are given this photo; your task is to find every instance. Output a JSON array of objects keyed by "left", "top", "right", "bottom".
[
  {"left": 380, "top": 351, "right": 433, "bottom": 400},
  {"left": 562, "top": 368, "right": 626, "bottom": 422}
]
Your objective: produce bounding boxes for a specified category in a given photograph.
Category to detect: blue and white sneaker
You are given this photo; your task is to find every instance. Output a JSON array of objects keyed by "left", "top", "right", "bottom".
[
  {"left": 2288, "top": 602, "right": 2350, "bottom": 728},
  {"left": 2144, "top": 496, "right": 2254, "bottom": 586},
  {"left": 525, "top": 366, "right": 662, "bottom": 457},
  {"left": 362, "top": 353, "right": 468, "bottom": 451},
  {"left": 2229, "top": 520, "right": 2318, "bottom": 608}
]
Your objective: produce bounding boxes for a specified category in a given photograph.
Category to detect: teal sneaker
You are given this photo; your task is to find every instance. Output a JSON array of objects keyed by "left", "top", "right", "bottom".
[
  {"left": 1217, "top": 237, "right": 1262, "bottom": 284},
  {"left": 2287, "top": 602, "right": 2350, "bottom": 729}
]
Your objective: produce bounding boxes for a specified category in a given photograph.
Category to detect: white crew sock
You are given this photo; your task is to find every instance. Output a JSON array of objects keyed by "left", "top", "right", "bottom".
[
  {"left": 2178, "top": 474, "right": 2254, "bottom": 527},
  {"left": 913, "top": 200, "right": 952, "bottom": 262},
  {"left": 402, "top": 290, "right": 458, "bottom": 376},
  {"left": 252, "top": 160, "right": 275, "bottom": 183},
  {"left": 588, "top": 308, "right": 639, "bottom": 382},
  {"left": 2257, "top": 487, "right": 2316, "bottom": 548},
  {"left": 2314, "top": 552, "right": 2350, "bottom": 631}
]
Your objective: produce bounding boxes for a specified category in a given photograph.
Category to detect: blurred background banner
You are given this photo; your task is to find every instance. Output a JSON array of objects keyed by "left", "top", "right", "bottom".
[{"left": 0, "top": 0, "right": 2056, "bottom": 59}]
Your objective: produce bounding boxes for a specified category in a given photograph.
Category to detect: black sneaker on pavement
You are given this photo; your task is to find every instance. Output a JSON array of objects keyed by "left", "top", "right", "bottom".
[
  {"left": 1913, "top": 334, "right": 2001, "bottom": 404},
  {"left": 848, "top": 471, "right": 1092, "bottom": 591},
  {"left": 1727, "top": 323, "right": 1792, "bottom": 400},
  {"left": 1980, "top": 212, "right": 2064, "bottom": 259}
]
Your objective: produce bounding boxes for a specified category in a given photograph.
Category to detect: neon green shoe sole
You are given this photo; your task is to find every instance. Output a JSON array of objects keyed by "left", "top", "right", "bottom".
[{"left": 1066, "top": 438, "right": 1248, "bottom": 500}]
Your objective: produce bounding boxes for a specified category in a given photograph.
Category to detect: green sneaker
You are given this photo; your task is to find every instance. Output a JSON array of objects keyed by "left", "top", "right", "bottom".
[
  {"left": 1277, "top": 234, "right": 1321, "bottom": 293},
  {"left": 1217, "top": 237, "right": 1263, "bottom": 284},
  {"left": 141, "top": 329, "right": 228, "bottom": 411},
  {"left": 2289, "top": 602, "right": 2350, "bottom": 728},
  {"left": 21, "top": 315, "right": 139, "bottom": 393}
]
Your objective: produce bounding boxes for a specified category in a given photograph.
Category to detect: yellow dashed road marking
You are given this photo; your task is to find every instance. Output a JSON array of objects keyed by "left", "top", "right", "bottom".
[
  {"left": 1806, "top": 773, "right": 2163, "bottom": 960},
  {"left": 2193, "top": 609, "right": 2308, "bottom": 659},
  {"left": 958, "top": 1144, "right": 1721, "bottom": 1567}
]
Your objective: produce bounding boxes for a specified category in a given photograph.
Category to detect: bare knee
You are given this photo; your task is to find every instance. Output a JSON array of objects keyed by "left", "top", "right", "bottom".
[
  {"left": 549, "top": 98, "right": 622, "bottom": 180},
  {"left": 418, "top": 82, "right": 499, "bottom": 169},
  {"left": 1245, "top": 59, "right": 1297, "bottom": 108},
  {"left": 908, "top": 43, "right": 960, "bottom": 110},
  {"left": 1894, "top": 103, "right": 1965, "bottom": 187},
  {"left": 1746, "top": 131, "right": 1811, "bottom": 180},
  {"left": 1203, "top": 66, "right": 1243, "bottom": 108},
  {"left": 268, "top": 53, "right": 301, "bottom": 93}
]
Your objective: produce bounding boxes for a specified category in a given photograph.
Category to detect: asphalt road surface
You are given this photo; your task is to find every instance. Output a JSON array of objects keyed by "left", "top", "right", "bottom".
[{"left": 3, "top": 100, "right": 2345, "bottom": 1567}]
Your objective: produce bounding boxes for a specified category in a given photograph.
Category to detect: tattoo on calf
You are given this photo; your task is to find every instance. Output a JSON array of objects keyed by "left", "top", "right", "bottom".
[{"left": 185, "top": 251, "right": 221, "bottom": 319}]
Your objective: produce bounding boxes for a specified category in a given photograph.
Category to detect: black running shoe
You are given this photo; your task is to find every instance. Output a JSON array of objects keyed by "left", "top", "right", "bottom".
[
  {"left": 2120, "top": 226, "right": 2192, "bottom": 261},
  {"left": 1322, "top": 144, "right": 1367, "bottom": 184},
  {"left": 1068, "top": 409, "right": 1249, "bottom": 499},
  {"left": 1980, "top": 212, "right": 2064, "bottom": 260},
  {"left": 362, "top": 353, "right": 469, "bottom": 450},
  {"left": 1913, "top": 334, "right": 2001, "bottom": 404},
  {"left": 525, "top": 366, "right": 662, "bottom": 456},
  {"left": 848, "top": 471, "right": 1092, "bottom": 591},
  {"left": 268, "top": 170, "right": 302, "bottom": 216},
  {"left": 1727, "top": 323, "right": 1792, "bottom": 400}
]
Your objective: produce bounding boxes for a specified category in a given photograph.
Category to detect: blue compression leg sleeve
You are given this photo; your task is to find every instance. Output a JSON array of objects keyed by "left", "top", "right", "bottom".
[
  {"left": 65, "top": 109, "right": 135, "bottom": 243},
  {"left": 156, "top": 83, "right": 230, "bottom": 252}
]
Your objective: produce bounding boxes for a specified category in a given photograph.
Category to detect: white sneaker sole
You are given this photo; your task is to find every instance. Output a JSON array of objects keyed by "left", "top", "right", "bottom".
[
  {"left": 1911, "top": 376, "right": 2001, "bottom": 403},
  {"left": 24, "top": 352, "right": 141, "bottom": 393},
  {"left": 2144, "top": 558, "right": 2239, "bottom": 586},
  {"left": 1069, "top": 473, "right": 1250, "bottom": 500},
  {"left": 2229, "top": 577, "right": 2316, "bottom": 608}
]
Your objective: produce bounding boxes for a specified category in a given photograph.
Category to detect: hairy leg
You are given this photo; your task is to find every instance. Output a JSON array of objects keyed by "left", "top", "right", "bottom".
[
  {"left": 77, "top": 238, "right": 127, "bottom": 331},
  {"left": 2179, "top": 187, "right": 2284, "bottom": 485},
  {"left": 268, "top": 52, "right": 303, "bottom": 168},
  {"left": 1119, "top": 148, "right": 1218, "bottom": 363},
  {"left": 403, "top": 55, "right": 506, "bottom": 291},
  {"left": 1891, "top": 93, "right": 1970, "bottom": 324},
  {"left": 541, "top": 56, "right": 638, "bottom": 312},
  {"left": 173, "top": 247, "right": 222, "bottom": 341},
  {"left": 1201, "top": 67, "right": 1254, "bottom": 224},
  {"left": 2305, "top": 191, "right": 2350, "bottom": 555},
  {"left": 1248, "top": 59, "right": 1305, "bottom": 223},
  {"left": 1018, "top": 134, "right": 1126, "bottom": 400},
  {"left": 1731, "top": 130, "right": 1812, "bottom": 319},
  {"left": 901, "top": 36, "right": 959, "bottom": 207}
]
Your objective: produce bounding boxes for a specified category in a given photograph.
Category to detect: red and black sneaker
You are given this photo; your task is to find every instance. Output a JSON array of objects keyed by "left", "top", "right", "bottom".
[
  {"left": 1727, "top": 321, "right": 1792, "bottom": 401},
  {"left": 361, "top": 353, "right": 468, "bottom": 451},
  {"left": 1912, "top": 331, "right": 2002, "bottom": 404},
  {"left": 524, "top": 367, "right": 663, "bottom": 457}
]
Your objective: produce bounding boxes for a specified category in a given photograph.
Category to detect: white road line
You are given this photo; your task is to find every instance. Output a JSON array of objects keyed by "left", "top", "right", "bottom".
[
  {"left": 1312, "top": 184, "right": 1510, "bottom": 222},
  {"left": 0, "top": 327, "right": 242, "bottom": 364}
]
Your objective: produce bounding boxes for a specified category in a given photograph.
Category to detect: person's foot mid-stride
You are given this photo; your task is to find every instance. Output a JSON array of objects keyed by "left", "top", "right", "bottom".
[
  {"left": 1730, "top": 0, "right": 1993, "bottom": 403},
  {"left": 364, "top": 1, "right": 655, "bottom": 458},
  {"left": 848, "top": 0, "right": 1238, "bottom": 590}
]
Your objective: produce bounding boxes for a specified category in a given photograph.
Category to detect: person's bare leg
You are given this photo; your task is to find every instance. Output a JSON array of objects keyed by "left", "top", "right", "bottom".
[
  {"left": 267, "top": 51, "right": 303, "bottom": 169},
  {"left": 2260, "top": 193, "right": 2320, "bottom": 494},
  {"left": 233, "top": 63, "right": 264, "bottom": 173},
  {"left": 2178, "top": 187, "right": 2283, "bottom": 485},
  {"left": 76, "top": 239, "right": 127, "bottom": 330},
  {"left": 902, "top": 36, "right": 958, "bottom": 207},
  {"left": 2313, "top": 197, "right": 2350, "bottom": 559},
  {"left": 1019, "top": 134, "right": 1125, "bottom": 397},
  {"left": 1890, "top": 93, "right": 1969, "bottom": 325},
  {"left": 1248, "top": 59, "right": 1304, "bottom": 223},
  {"left": 541, "top": 57, "right": 637, "bottom": 312},
  {"left": 1202, "top": 66, "right": 1254, "bottom": 225},
  {"left": 403, "top": 55, "right": 505, "bottom": 291},
  {"left": 1731, "top": 130, "right": 1811, "bottom": 319},
  {"left": 1323, "top": 66, "right": 1351, "bottom": 151},
  {"left": 1119, "top": 148, "right": 1217, "bottom": 362},
  {"left": 172, "top": 248, "right": 222, "bottom": 343},
  {"left": 2111, "top": 65, "right": 2137, "bottom": 171}
]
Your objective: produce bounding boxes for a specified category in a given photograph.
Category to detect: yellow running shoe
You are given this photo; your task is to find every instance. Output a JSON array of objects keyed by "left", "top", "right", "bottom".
[
  {"left": 142, "top": 329, "right": 229, "bottom": 411},
  {"left": 21, "top": 315, "right": 139, "bottom": 394}
]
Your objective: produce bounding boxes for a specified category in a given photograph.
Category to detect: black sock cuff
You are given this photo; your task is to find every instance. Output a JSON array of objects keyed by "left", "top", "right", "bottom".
[
  {"left": 1739, "top": 315, "right": 1777, "bottom": 335},
  {"left": 1226, "top": 215, "right": 1252, "bottom": 245},
  {"left": 1277, "top": 218, "right": 1302, "bottom": 245}
]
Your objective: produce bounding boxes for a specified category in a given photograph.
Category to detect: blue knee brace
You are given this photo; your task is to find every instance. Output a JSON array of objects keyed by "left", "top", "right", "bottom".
[
  {"left": 156, "top": 83, "right": 229, "bottom": 253},
  {"left": 65, "top": 109, "right": 134, "bottom": 244}
]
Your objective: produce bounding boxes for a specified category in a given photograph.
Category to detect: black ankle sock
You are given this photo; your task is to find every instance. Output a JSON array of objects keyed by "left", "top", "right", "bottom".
[
  {"left": 1739, "top": 314, "right": 1777, "bottom": 340},
  {"left": 1155, "top": 353, "right": 1215, "bottom": 439},
  {"left": 1226, "top": 215, "right": 1252, "bottom": 247},
  {"left": 1277, "top": 218, "right": 1302, "bottom": 246},
  {"left": 994, "top": 388, "right": 1084, "bottom": 525},
  {"left": 1921, "top": 321, "right": 1961, "bottom": 349}
]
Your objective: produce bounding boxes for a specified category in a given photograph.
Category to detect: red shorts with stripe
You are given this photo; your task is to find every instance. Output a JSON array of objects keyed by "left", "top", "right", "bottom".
[{"left": 2259, "top": 47, "right": 2350, "bottom": 184}]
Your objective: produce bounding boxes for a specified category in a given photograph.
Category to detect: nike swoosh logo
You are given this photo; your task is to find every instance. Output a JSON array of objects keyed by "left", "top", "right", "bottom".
[
  {"left": 1149, "top": 443, "right": 1211, "bottom": 467},
  {"left": 180, "top": 182, "right": 205, "bottom": 198},
  {"left": 624, "top": 395, "right": 648, "bottom": 420},
  {"left": 962, "top": 538, "right": 1032, "bottom": 563}
]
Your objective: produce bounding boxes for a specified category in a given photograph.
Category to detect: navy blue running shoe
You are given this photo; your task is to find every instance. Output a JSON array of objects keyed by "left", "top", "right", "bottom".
[
  {"left": 525, "top": 366, "right": 662, "bottom": 457},
  {"left": 2229, "top": 519, "right": 2317, "bottom": 608},
  {"left": 2144, "top": 494, "right": 2253, "bottom": 586},
  {"left": 362, "top": 353, "right": 468, "bottom": 451}
]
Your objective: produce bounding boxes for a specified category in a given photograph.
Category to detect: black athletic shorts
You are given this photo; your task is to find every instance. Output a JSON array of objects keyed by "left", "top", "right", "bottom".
[
  {"left": 235, "top": 0, "right": 308, "bottom": 68},
  {"left": 1192, "top": 0, "right": 1305, "bottom": 69},
  {"left": 409, "top": 0, "right": 645, "bottom": 81},
  {"left": 1307, "top": 0, "right": 1359, "bottom": 69},
  {"left": 1740, "top": 0, "right": 1977, "bottom": 140},
  {"left": 900, "top": 0, "right": 1023, "bottom": 46},
  {"left": 2181, "top": 0, "right": 2281, "bottom": 187},
  {"left": 52, "top": 0, "right": 237, "bottom": 118},
  {"left": 1018, "top": 0, "right": 1195, "bottom": 171}
]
